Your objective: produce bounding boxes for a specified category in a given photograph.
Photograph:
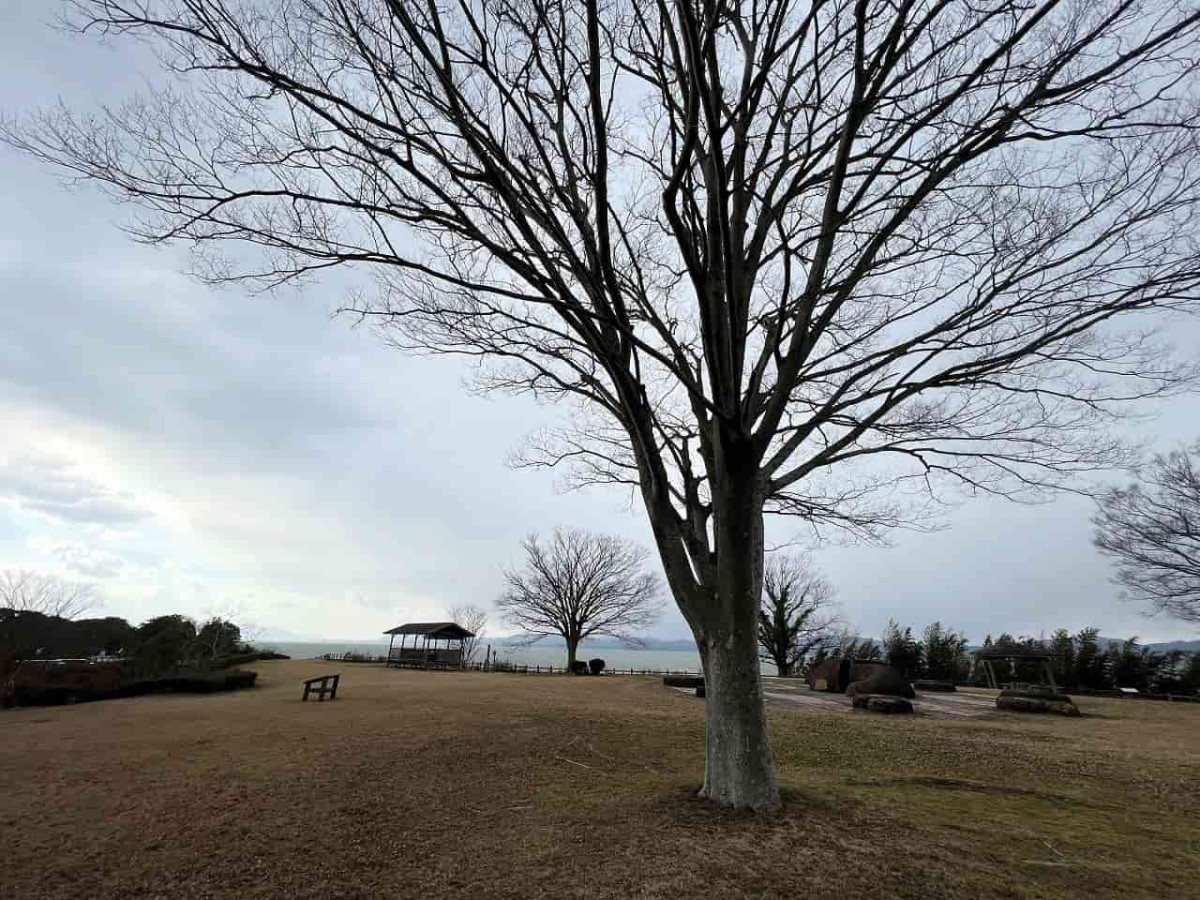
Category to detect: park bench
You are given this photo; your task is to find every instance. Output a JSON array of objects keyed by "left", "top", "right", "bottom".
[{"left": 302, "top": 673, "right": 340, "bottom": 702}]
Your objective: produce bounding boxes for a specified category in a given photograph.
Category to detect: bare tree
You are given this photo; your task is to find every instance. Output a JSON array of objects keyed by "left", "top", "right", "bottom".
[
  {"left": 0, "top": 569, "right": 99, "bottom": 620},
  {"left": 1094, "top": 444, "right": 1200, "bottom": 624},
  {"left": 498, "top": 529, "right": 661, "bottom": 670},
  {"left": 447, "top": 603, "right": 488, "bottom": 664},
  {"left": 757, "top": 555, "right": 838, "bottom": 677},
  {"left": 7, "top": 1, "right": 1200, "bottom": 809}
]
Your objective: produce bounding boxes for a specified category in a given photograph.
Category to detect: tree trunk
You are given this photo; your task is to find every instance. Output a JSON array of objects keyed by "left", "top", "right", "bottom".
[
  {"left": 566, "top": 638, "right": 579, "bottom": 673},
  {"left": 699, "top": 627, "right": 779, "bottom": 809},
  {"left": 695, "top": 449, "right": 780, "bottom": 810}
]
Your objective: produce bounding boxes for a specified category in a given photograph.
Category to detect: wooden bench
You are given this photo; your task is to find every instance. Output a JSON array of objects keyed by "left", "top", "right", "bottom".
[{"left": 302, "top": 673, "right": 340, "bottom": 702}]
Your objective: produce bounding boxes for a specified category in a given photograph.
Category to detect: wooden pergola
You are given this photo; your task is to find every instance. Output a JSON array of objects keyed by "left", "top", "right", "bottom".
[
  {"left": 975, "top": 642, "right": 1059, "bottom": 692},
  {"left": 384, "top": 622, "right": 475, "bottom": 669}
]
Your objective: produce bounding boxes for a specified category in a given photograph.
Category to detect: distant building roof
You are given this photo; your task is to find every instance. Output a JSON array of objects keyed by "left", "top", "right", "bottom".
[
  {"left": 382, "top": 622, "right": 475, "bottom": 639},
  {"left": 974, "top": 641, "right": 1051, "bottom": 660}
]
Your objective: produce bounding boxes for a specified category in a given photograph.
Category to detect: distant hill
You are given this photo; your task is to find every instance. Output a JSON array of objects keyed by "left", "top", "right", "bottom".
[{"left": 1135, "top": 639, "right": 1200, "bottom": 653}]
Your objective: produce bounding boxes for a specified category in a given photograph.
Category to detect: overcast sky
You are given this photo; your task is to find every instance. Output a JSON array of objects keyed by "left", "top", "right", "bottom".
[{"left": 2, "top": 3, "right": 1198, "bottom": 645}]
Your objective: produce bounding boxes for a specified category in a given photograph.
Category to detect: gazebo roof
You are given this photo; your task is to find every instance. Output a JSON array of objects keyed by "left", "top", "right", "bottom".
[
  {"left": 383, "top": 621, "right": 475, "bottom": 639},
  {"left": 974, "top": 641, "right": 1051, "bottom": 660}
]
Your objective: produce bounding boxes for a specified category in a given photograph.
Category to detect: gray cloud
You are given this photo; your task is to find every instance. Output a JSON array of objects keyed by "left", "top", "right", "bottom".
[
  {"left": 0, "top": 456, "right": 152, "bottom": 526},
  {"left": 40, "top": 541, "right": 129, "bottom": 579}
]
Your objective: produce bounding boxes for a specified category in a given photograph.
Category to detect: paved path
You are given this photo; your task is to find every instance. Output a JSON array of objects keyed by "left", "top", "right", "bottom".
[
  {"left": 668, "top": 679, "right": 998, "bottom": 718},
  {"left": 761, "top": 679, "right": 997, "bottom": 718}
]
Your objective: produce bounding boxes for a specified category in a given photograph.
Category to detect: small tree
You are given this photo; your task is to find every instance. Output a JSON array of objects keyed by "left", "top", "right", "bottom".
[
  {"left": 131, "top": 615, "right": 197, "bottom": 677},
  {"left": 921, "top": 622, "right": 969, "bottom": 683},
  {"left": 193, "top": 618, "right": 242, "bottom": 659},
  {"left": 0, "top": 570, "right": 98, "bottom": 620},
  {"left": 756, "top": 555, "right": 837, "bottom": 677},
  {"left": 810, "top": 633, "right": 882, "bottom": 671},
  {"left": 1048, "top": 629, "right": 1077, "bottom": 689},
  {"left": 882, "top": 620, "right": 922, "bottom": 679},
  {"left": 1110, "top": 638, "right": 1152, "bottom": 690},
  {"left": 840, "top": 637, "right": 882, "bottom": 662},
  {"left": 1074, "top": 628, "right": 1107, "bottom": 690},
  {"left": 447, "top": 604, "right": 488, "bottom": 665},
  {"left": 1094, "top": 445, "right": 1200, "bottom": 624},
  {"left": 497, "top": 529, "right": 661, "bottom": 670}
]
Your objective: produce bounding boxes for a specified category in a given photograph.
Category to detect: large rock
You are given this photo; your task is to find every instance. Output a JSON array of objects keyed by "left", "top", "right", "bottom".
[
  {"left": 807, "top": 658, "right": 848, "bottom": 692},
  {"left": 851, "top": 693, "right": 913, "bottom": 714},
  {"left": 996, "top": 694, "right": 1080, "bottom": 716},
  {"left": 846, "top": 666, "right": 915, "bottom": 699}
]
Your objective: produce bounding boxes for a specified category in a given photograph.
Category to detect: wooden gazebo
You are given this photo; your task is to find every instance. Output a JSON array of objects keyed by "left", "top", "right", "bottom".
[
  {"left": 975, "top": 641, "right": 1059, "bottom": 691},
  {"left": 384, "top": 622, "right": 475, "bottom": 669}
]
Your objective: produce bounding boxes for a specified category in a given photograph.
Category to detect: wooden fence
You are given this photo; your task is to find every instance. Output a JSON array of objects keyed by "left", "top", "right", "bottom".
[
  {"left": 458, "top": 661, "right": 704, "bottom": 677},
  {"left": 312, "top": 652, "right": 700, "bottom": 677}
]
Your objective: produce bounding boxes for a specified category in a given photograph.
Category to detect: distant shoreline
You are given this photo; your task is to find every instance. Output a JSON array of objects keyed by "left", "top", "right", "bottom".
[{"left": 260, "top": 639, "right": 710, "bottom": 673}]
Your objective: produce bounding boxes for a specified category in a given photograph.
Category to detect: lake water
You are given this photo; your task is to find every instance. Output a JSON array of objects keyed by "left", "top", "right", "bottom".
[{"left": 264, "top": 640, "right": 706, "bottom": 673}]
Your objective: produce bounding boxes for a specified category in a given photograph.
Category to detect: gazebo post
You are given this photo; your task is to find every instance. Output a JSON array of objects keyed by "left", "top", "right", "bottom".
[{"left": 388, "top": 632, "right": 395, "bottom": 666}]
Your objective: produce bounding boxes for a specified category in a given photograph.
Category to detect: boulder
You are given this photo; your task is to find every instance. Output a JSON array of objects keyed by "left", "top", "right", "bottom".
[
  {"left": 663, "top": 674, "right": 704, "bottom": 689},
  {"left": 996, "top": 694, "right": 1080, "bottom": 717},
  {"left": 851, "top": 693, "right": 913, "bottom": 714},
  {"left": 846, "top": 666, "right": 915, "bottom": 699},
  {"left": 807, "top": 658, "right": 848, "bottom": 692}
]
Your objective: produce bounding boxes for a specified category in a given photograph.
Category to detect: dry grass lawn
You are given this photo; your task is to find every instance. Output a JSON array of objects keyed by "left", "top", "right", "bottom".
[{"left": 2, "top": 661, "right": 1198, "bottom": 899}]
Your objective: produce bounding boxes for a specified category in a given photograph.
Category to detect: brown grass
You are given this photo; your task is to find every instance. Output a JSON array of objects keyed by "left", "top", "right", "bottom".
[{"left": 1, "top": 661, "right": 1197, "bottom": 899}]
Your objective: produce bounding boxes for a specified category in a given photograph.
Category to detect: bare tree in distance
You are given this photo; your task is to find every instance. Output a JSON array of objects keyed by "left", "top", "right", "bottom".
[
  {"left": 0, "top": 569, "right": 99, "bottom": 620},
  {"left": 497, "top": 529, "right": 661, "bottom": 671},
  {"left": 202, "top": 596, "right": 263, "bottom": 648},
  {"left": 447, "top": 603, "right": 488, "bottom": 664},
  {"left": 7, "top": 0, "right": 1200, "bottom": 809},
  {"left": 1094, "top": 444, "right": 1200, "bottom": 624},
  {"left": 757, "top": 555, "right": 838, "bottom": 677}
]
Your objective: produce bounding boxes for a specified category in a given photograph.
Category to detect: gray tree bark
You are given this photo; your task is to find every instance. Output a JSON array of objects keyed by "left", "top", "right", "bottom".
[
  {"left": 649, "top": 434, "right": 780, "bottom": 809},
  {"left": 699, "top": 630, "right": 779, "bottom": 809}
]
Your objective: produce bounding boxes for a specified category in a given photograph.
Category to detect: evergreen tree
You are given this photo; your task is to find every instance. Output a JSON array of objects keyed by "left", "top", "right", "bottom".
[
  {"left": 1049, "top": 629, "right": 1076, "bottom": 689},
  {"left": 883, "top": 620, "right": 923, "bottom": 678},
  {"left": 921, "top": 621, "right": 970, "bottom": 682},
  {"left": 1074, "top": 628, "right": 1106, "bottom": 689}
]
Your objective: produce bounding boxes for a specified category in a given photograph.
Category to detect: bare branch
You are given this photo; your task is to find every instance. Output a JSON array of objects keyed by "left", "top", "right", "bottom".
[
  {"left": 0, "top": 570, "right": 100, "bottom": 620},
  {"left": 1094, "top": 443, "right": 1200, "bottom": 623}
]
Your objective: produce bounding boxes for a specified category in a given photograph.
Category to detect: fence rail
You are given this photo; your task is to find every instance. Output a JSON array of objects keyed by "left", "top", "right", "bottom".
[
  {"left": 460, "top": 662, "right": 703, "bottom": 676},
  {"left": 311, "top": 652, "right": 701, "bottom": 677}
]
